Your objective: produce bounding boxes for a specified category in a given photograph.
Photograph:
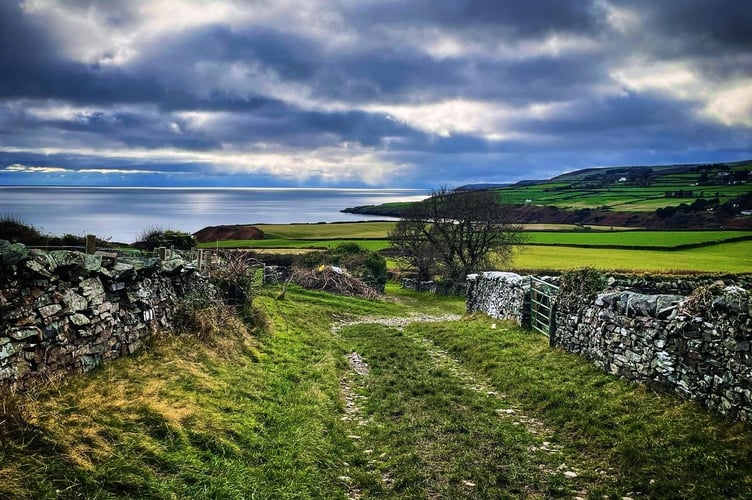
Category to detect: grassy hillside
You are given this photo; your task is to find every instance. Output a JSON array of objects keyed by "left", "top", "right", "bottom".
[
  {"left": 343, "top": 160, "right": 752, "bottom": 228},
  {"left": 2, "top": 285, "right": 751, "bottom": 498}
]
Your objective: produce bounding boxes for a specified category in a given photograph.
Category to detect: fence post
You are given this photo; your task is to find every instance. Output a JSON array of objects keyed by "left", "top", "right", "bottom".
[
  {"left": 549, "top": 302, "right": 557, "bottom": 347},
  {"left": 198, "top": 249, "right": 204, "bottom": 272},
  {"left": 85, "top": 234, "right": 96, "bottom": 255}
]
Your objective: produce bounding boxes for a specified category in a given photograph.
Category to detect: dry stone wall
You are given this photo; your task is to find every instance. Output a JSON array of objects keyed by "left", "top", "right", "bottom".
[
  {"left": 467, "top": 271, "right": 752, "bottom": 420},
  {"left": 0, "top": 240, "right": 205, "bottom": 389},
  {"left": 466, "top": 272, "right": 532, "bottom": 327},
  {"left": 401, "top": 278, "right": 467, "bottom": 296}
]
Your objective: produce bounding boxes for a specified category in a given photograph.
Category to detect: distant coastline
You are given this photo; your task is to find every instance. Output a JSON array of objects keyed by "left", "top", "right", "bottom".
[{"left": 0, "top": 186, "right": 427, "bottom": 243}]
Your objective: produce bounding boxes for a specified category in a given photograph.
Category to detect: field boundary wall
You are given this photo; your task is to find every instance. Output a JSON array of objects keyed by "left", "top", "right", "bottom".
[
  {"left": 401, "top": 278, "right": 468, "bottom": 296},
  {"left": 0, "top": 240, "right": 204, "bottom": 389},
  {"left": 467, "top": 270, "right": 752, "bottom": 420}
]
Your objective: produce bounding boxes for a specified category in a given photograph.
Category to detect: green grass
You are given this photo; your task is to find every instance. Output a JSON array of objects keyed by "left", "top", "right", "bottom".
[
  {"left": 258, "top": 222, "right": 395, "bottom": 239},
  {"left": 2, "top": 286, "right": 751, "bottom": 497},
  {"left": 417, "top": 316, "right": 752, "bottom": 498},
  {"left": 197, "top": 221, "right": 397, "bottom": 250},
  {"left": 512, "top": 240, "right": 752, "bottom": 273},
  {"left": 526, "top": 230, "right": 752, "bottom": 248},
  {"left": 197, "top": 224, "right": 752, "bottom": 273},
  {"left": 199, "top": 238, "right": 391, "bottom": 251},
  {"left": 494, "top": 162, "right": 751, "bottom": 211}
]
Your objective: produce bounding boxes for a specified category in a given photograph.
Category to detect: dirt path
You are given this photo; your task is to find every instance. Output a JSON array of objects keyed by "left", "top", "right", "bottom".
[{"left": 334, "top": 313, "right": 613, "bottom": 499}]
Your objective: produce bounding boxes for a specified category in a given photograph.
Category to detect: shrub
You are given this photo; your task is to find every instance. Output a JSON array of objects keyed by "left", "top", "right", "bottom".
[
  {"left": 173, "top": 267, "right": 263, "bottom": 357},
  {"left": 134, "top": 226, "right": 195, "bottom": 251},
  {"left": 557, "top": 267, "right": 607, "bottom": 311},
  {"left": 0, "top": 215, "right": 45, "bottom": 245}
]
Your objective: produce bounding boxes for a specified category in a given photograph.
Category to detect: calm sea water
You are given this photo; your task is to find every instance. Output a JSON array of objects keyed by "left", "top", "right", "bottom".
[{"left": 0, "top": 186, "right": 427, "bottom": 243}]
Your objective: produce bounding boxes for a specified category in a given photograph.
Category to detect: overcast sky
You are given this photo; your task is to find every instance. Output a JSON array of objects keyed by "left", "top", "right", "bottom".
[{"left": 1, "top": 0, "right": 750, "bottom": 188}]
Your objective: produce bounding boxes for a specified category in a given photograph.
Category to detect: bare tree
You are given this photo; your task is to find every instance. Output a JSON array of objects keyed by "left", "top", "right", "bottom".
[
  {"left": 389, "top": 186, "right": 526, "bottom": 281},
  {"left": 389, "top": 211, "right": 438, "bottom": 281}
]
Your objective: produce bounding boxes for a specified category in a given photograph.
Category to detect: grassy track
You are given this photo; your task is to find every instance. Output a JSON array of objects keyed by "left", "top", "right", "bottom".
[
  {"left": 416, "top": 316, "right": 752, "bottom": 498},
  {"left": 1, "top": 286, "right": 751, "bottom": 498}
]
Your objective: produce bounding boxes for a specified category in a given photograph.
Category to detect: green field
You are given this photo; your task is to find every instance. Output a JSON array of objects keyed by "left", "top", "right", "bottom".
[
  {"left": 203, "top": 238, "right": 391, "bottom": 251},
  {"left": 259, "top": 222, "right": 396, "bottom": 239},
  {"left": 493, "top": 161, "right": 752, "bottom": 212},
  {"left": 526, "top": 230, "right": 752, "bottom": 248},
  {"left": 512, "top": 240, "right": 752, "bottom": 273},
  {"left": 197, "top": 222, "right": 752, "bottom": 273},
  {"left": 497, "top": 183, "right": 750, "bottom": 211}
]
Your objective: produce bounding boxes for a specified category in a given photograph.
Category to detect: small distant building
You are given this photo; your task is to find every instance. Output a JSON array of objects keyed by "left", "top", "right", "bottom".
[{"left": 617, "top": 177, "right": 627, "bottom": 182}]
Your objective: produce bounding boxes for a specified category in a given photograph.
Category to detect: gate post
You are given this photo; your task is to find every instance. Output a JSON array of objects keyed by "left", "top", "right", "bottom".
[
  {"left": 85, "top": 234, "right": 96, "bottom": 255},
  {"left": 549, "top": 301, "right": 557, "bottom": 347},
  {"left": 521, "top": 275, "right": 532, "bottom": 330}
]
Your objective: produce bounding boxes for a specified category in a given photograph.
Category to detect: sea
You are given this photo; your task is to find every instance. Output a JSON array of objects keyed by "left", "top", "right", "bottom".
[{"left": 0, "top": 186, "right": 428, "bottom": 243}]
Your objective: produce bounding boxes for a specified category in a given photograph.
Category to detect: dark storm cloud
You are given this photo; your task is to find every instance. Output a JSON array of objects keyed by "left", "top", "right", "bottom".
[
  {"left": 0, "top": 3, "right": 56, "bottom": 65},
  {"left": 343, "top": 0, "right": 598, "bottom": 37},
  {"left": 636, "top": 0, "right": 752, "bottom": 52},
  {"left": 0, "top": 0, "right": 749, "bottom": 187}
]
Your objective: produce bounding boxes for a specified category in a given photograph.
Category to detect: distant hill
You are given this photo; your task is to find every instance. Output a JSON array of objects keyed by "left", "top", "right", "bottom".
[
  {"left": 549, "top": 159, "right": 752, "bottom": 183},
  {"left": 343, "top": 159, "right": 752, "bottom": 229},
  {"left": 455, "top": 183, "right": 512, "bottom": 191}
]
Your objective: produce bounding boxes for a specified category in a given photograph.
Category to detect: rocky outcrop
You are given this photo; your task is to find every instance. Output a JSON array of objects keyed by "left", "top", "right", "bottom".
[{"left": 0, "top": 241, "right": 203, "bottom": 389}]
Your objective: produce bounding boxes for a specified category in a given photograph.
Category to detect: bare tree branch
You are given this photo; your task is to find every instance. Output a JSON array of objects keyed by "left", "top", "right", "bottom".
[{"left": 389, "top": 187, "right": 526, "bottom": 281}]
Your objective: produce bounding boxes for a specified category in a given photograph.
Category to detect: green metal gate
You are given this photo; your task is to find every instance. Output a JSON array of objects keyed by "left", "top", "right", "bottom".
[{"left": 530, "top": 276, "right": 559, "bottom": 337}]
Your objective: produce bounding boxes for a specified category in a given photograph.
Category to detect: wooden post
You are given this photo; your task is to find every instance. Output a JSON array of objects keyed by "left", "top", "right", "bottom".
[
  {"left": 198, "top": 249, "right": 204, "bottom": 271},
  {"left": 85, "top": 234, "right": 96, "bottom": 255}
]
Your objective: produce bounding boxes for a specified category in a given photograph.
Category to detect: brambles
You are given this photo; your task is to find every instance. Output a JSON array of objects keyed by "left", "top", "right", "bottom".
[
  {"left": 298, "top": 242, "right": 387, "bottom": 292},
  {"left": 557, "top": 267, "right": 607, "bottom": 311},
  {"left": 292, "top": 266, "right": 382, "bottom": 300},
  {"left": 174, "top": 251, "right": 265, "bottom": 351}
]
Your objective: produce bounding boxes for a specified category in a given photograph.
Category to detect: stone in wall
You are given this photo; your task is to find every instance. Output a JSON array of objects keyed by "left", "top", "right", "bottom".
[
  {"left": 401, "top": 278, "right": 437, "bottom": 293},
  {"left": 466, "top": 272, "right": 530, "bottom": 327},
  {"left": 401, "top": 278, "right": 467, "bottom": 296},
  {"left": 0, "top": 241, "right": 205, "bottom": 389},
  {"left": 554, "top": 276, "right": 752, "bottom": 421},
  {"left": 466, "top": 269, "right": 752, "bottom": 421}
]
